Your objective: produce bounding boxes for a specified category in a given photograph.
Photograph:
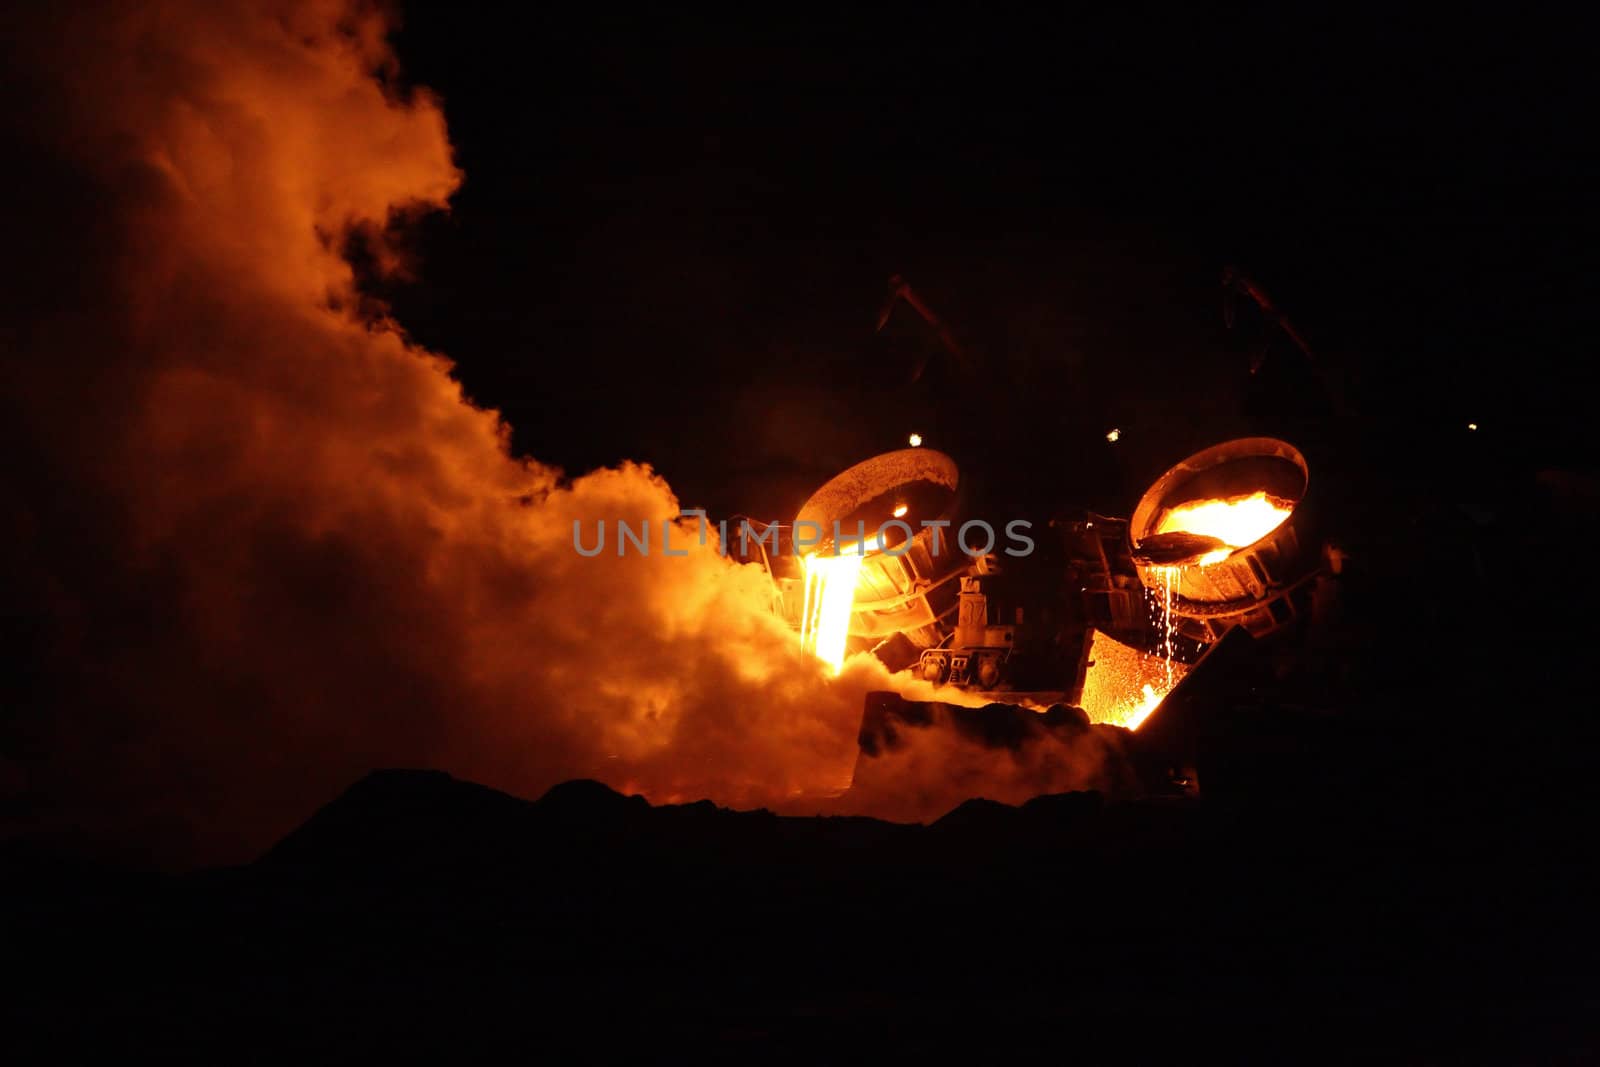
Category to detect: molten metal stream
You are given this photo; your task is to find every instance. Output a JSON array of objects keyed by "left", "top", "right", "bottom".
[{"left": 800, "top": 552, "right": 865, "bottom": 673}]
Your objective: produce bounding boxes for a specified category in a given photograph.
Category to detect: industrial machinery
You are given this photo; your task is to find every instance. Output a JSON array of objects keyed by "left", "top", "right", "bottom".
[
  {"left": 913, "top": 568, "right": 1074, "bottom": 694},
  {"left": 1128, "top": 436, "right": 1325, "bottom": 643},
  {"left": 791, "top": 446, "right": 967, "bottom": 655},
  {"left": 761, "top": 274, "right": 1345, "bottom": 810},
  {"left": 759, "top": 445, "right": 1160, "bottom": 700},
  {"left": 738, "top": 279, "right": 1340, "bottom": 750},
  {"left": 908, "top": 516, "right": 1162, "bottom": 696},
  {"left": 760, "top": 433, "right": 1332, "bottom": 700}
]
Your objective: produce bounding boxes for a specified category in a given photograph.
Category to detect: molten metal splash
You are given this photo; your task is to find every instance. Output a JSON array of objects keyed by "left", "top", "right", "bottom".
[
  {"left": 1117, "top": 683, "right": 1166, "bottom": 730},
  {"left": 1156, "top": 490, "right": 1291, "bottom": 565},
  {"left": 800, "top": 552, "right": 865, "bottom": 673}
]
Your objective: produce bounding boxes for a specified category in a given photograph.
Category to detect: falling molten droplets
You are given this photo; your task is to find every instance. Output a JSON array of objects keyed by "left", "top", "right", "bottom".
[
  {"left": 1119, "top": 564, "right": 1181, "bottom": 728},
  {"left": 1155, "top": 490, "right": 1292, "bottom": 566},
  {"left": 1155, "top": 565, "right": 1177, "bottom": 688},
  {"left": 800, "top": 551, "right": 865, "bottom": 673}
]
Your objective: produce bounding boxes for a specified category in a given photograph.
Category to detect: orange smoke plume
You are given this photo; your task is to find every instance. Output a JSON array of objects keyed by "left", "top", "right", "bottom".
[{"left": 0, "top": 2, "right": 1112, "bottom": 865}]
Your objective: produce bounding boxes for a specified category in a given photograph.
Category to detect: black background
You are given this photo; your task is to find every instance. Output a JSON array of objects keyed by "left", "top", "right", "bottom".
[{"left": 376, "top": 5, "right": 1595, "bottom": 520}]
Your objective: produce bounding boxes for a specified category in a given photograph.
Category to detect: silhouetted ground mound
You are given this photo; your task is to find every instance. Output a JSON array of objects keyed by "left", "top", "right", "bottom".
[{"left": 6, "top": 751, "right": 1597, "bottom": 1062}]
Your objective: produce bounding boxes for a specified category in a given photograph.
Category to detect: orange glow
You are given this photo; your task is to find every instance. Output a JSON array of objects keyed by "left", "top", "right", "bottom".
[
  {"left": 908, "top": 433, "right": 923, "bottom": 447},
  {"left": 1077, "top": 630, "right": 1187, "bottom": 730},
  {"left": 892, "top": 503, "right": 908, "bottom": 518},
  {"left": 799, "top": 552, "right": 865, "bottom": 673},
  {"left": 1155, "top": 490, "right": 1292, "bottom": 565},
  {"left": 17, "top": 0, "right": 957, "bottom": 857},
  {"left": 1117, "top": 683, "right": 1167, "bottom": 730}
]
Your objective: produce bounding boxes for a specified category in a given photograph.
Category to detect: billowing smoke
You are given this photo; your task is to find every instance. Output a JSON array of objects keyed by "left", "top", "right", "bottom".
[
  {"left": 1, "top": 1, "right": 1112, "bottom": 865},
  {"left": 848, "top": 698, "right": 1141, "bottom": 823}
]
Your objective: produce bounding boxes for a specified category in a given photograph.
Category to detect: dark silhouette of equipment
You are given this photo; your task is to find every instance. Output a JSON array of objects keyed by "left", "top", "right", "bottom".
[
  {"left": 876, "top": 274, "right": 971, "bottom": 383},
  {"left": 1223, "top": 266, "right": 1316, "bottom": 375}
]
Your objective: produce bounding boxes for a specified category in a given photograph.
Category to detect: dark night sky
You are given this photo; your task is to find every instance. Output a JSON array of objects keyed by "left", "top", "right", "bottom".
[{"left": 377, "top": 7, "right": 1596, "bottom": 519}]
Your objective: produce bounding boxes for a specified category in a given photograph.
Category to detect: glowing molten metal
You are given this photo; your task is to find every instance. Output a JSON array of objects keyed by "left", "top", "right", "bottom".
[
  {"left": 800, "top": 552, "right": 865, "bottom": 673},
  {"left": 1117, "top": 683, "right": 1167, "bottom": 730},
  {"left": 1155, "top": 491, "right": 1293, "bottom": 565}
]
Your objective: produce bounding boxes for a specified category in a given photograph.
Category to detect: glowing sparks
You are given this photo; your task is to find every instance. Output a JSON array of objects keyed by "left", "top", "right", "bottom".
[
  {"left": 892, "top": 503, "right": 908, "bottom": 518},
  {"left": 799, "top": 552, "right": 865, "bottom": 673},
  {"left": 1149, "top": 565, "right": 1178, "bottom": 687},
  {"left": 1106, "top": 428, "right": 1121, "bottom": 443},
  {"left": 1155, "top": 490, "right": 1292, "bottom": 565},
  {"left": 908, "top": 433, "right": 923, "bottom": 447}
]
